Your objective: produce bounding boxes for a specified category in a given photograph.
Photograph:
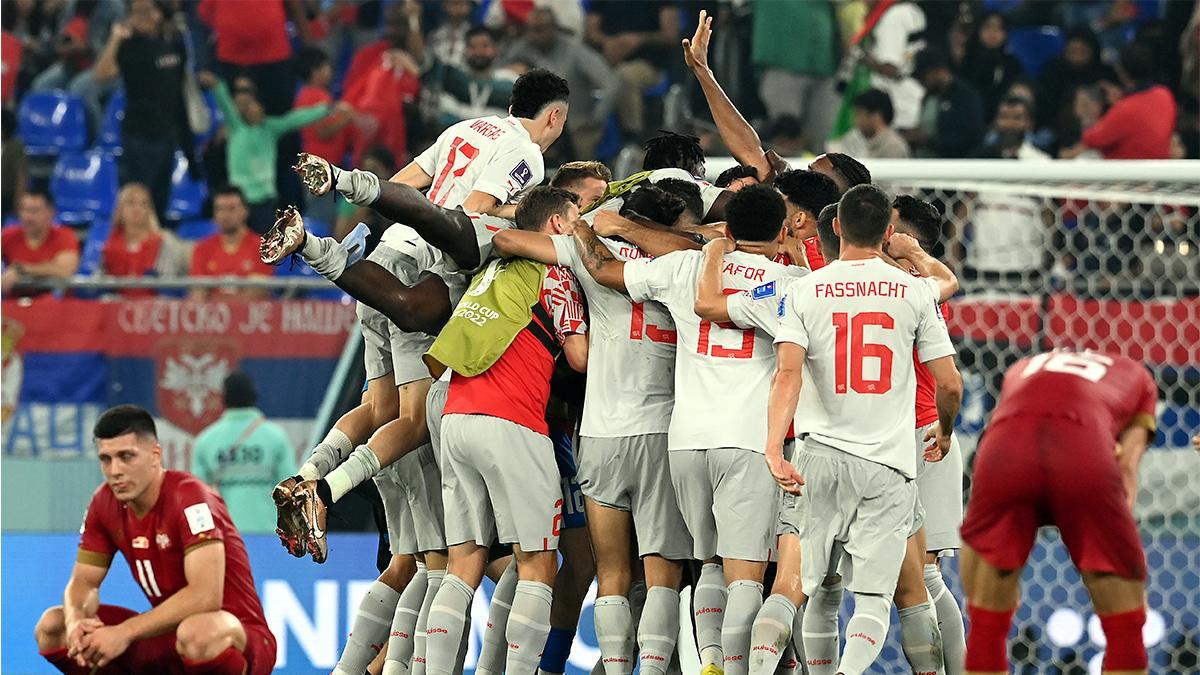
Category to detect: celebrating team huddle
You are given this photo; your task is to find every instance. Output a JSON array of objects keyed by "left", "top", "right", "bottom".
[{"left": 38, "top": 12, "right": 1159, "bottom": 675}]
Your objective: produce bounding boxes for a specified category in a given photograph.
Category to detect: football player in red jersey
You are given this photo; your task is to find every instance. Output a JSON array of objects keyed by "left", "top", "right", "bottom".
[
  {"left": 961, "top": 351, "right": 1158, "bottom": 675},
  {"left": 35, "top": 405, "right": 276, "bottom": 675}
]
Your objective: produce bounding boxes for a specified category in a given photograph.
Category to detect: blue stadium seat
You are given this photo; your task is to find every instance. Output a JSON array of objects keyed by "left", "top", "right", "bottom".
[
  {"left": 17, "top": 91, "right": 89, "bottom": 156},
  {"left": 50, "top": 151, "right": 120, "bottom": 226},
  {"left": 176, "top": 218, "right": 216, "bottom": 241},
  {"left": 97, "top": 89, "right": 126, "bottom": 154},
  {"left": 1007, "top": 26, "right": 1065, "bottom": 78},
  {"left": 78, "top": 219, "right": 112, "bottom": 277},
  {"left": 165, "top": 152, "right": 207, "bottom": 221}
]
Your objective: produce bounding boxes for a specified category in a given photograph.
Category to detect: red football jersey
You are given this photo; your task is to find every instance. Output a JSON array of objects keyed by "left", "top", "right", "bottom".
[
  {"left": 990, "top": 351, "right": 1158, "bottom": 441},
  {"left": 78, "top": 471, "right": 268, "bottom": 629}
]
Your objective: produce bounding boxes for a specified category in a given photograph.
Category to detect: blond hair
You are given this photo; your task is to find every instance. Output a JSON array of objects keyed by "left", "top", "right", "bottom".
[
  {"left": 551, "top": 161, "right": 613, "bottom": 187},
  {"left": 111, "top": 183, "right": 162, "bottom": 240}
]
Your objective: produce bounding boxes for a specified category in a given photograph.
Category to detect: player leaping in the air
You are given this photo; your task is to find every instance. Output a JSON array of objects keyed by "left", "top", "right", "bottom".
[
  {"left": 35, "top": 405, "right": 276, "bottom": 675},
  {"left": 960, "top": 350, "right": 1158, "bottom": 675}
]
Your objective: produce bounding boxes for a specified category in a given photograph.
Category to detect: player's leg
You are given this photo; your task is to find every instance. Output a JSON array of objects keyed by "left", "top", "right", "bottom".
[
  {"left": 541, "top": 525, "right": 596, "bottom": 675},
  {"left": 800, "top": 571, "right": 844, "bottom": 675},
  {"left": 477, "top": 556, "right": 520, "bottom": 675},
  {"left": 708, "top": 448, "right": 776, "bottom": 675},
  {"left": 424, "top": 542, "right": 488, "bottom": 675},
  {"left": 509, "top": 546, "right": 560, "bottom": 675},
  {"left": 959, "top": 545, "right": 1020, "bottom": 675},
  {"left": 175, "top": 610, "right": 250, "bottom": 674},
  {"left": 383, "top": 554, "right": 429, "bottom": 675},
  {"left": 1080, "top": 573, "right": 1147, "bottom": 675},
  {"left": 410, "top": 378, "right": 451, "bottom": 675},
  {"left": 410, "top": 550, "right": 449, "bottom": 675},
  {"left": 924, "top": 554, "right": 965, "bottom": 675},
  {"left": 895, "top": 526, "right": 945, "bottom": 675},
  {"left": 748, "top": 530, "right": 807, "bottom": 675},
  {"left": 668, "top": 449, "right": 723, "bottom": 673},
  {"left": 917, "top": 425, "right": 967, "bottom": 675}
]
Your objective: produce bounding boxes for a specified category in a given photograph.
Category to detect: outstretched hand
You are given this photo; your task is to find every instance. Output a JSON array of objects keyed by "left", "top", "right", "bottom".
[{"left": 682, "top": 9, "right": 713, "bottom": 72}]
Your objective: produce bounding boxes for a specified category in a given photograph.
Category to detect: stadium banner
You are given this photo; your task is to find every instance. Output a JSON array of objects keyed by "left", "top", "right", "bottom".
[
  {"left": 1, "top": 298, "right": 357, "bottom": 466},
  {"left": 2, "top": 531, "right": 1195, "bottom": 674}
]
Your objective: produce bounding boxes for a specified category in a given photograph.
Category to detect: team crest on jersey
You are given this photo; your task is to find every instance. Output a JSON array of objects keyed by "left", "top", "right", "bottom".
[
  {"left": 509, "top": 160, "right": 533, "bottom": 188},
  {"left": 156, "top": 533, "right": 171, "bottom": 549},
  {"left": 155, "top": 338, "right": 239, "bottom": 434},
  {"left": 132, "top": 536, "right": 150, "bottom": 549},
  {"left": 751, "top": 281, "right": 777, "bottom": 300}
]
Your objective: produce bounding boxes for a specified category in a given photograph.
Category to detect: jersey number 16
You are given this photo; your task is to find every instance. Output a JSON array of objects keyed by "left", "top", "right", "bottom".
[{"left": 833, "top": 312, "right": 894, "bottom": 394}]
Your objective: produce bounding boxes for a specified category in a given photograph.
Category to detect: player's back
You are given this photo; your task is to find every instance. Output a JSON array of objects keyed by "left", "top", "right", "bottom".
[
  {"left": 419, "top": 115, "right": 544, "bottom": 210},
  {"left": 780, "top": 257, "right": 955, "bottom": 478},
  {"left": 990, "top": 351, "right": 1157, "bottom": 440}
]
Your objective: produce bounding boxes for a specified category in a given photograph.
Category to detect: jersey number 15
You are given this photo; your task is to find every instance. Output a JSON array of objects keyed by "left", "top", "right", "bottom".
[{"left": 833, "top": 312, "right": 894, "bottom": 394}]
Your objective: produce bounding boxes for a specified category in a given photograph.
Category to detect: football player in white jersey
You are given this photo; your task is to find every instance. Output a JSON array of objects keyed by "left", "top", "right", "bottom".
[
  {"left": 488, "top": 184, "right": 695, "bottom": 675},
  {"left": 765, "top": 185, "right": 963, "bottom": 675},
  {"left": 565, "top": 184, "right": 806, "bottom": 675}
]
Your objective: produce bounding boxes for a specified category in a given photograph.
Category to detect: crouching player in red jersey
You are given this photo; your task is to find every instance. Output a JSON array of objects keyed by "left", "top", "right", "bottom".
[
  {"left": 35, "top": 405, "right": 276, "bottom": 674},
  {"left": 961, "top": 350, "right": 1158, "bottom": 675}
]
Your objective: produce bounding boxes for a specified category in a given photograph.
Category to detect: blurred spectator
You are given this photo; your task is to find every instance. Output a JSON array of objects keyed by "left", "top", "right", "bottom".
[
  {"left": 485, "top": 0, "right": 585, "bottom": 40},
  {"left": 1034, "top": 27, "right": 1117, "bottom": 141},
  {"left": 343, "top": 47, "right": 421, "bottom": 168},
  {"left": 100, "top": 183, "right": 189, "bottom": 297},
  {"left": 1061, "top": 41, "right": 1177, "bottom": 160},
  {"left": 198, "top": 0, "right": 303, "bottom": 116},
  {"left": 1137, "top": 205, "right": 1198, "bottom": 297},
  {"left": 829, "top": 88, "right": 910, "bottom": 159},
  {"left": 344, "top": 1, "right": 425, "bottom": 91},
  {"left": 6, "top": 0, "right": 67, "bottom": 92},
  {"left": 853, "top": 0, "right": 927, "bottom": 132},
  {"left": 426, "top": 0, "right": 475, "bottom": 70},
  {"left": 764, "top": 115, "right": 808, "bottom": 158},
  {"left": 505, "top": 8, "right": 617, "bottom": 159},
  {"left": 27, "top": 1, "right": 94, "bottom": 93},
  {"left": 752, "top": 0, "right": 838, "bottom": 152},
  {"left": 714, "top": 165, "right": 760, "bottom": 192},
  {"left": 432, "top": 26, "right": 516, "bottom": 127},
  {"left": 909, "top": 46, "right": 985, "bottom": 158},
  {"left": 2, "top": 109, "right": 27, "bottom": 221},
  {"left": 192, "top": 371, "right": 295, "bottom": 535},
  {"left": 959, "top": 11, "right": 1025, "bottom": 121},
  {"left": 585, "top": 0, "right": 680, "bottom": 141},
  {"left": 1, "top": 191, "right": 80, "bottom": 297},
  {"left": 201, "top": 71, "right": 334, "bottom": 233},
  {"left": 93, "top": 0, "right": 192, "bottom": 222},
  {"left": 974, "top": 95, "right": 1050, "bottom": 160},
  {"left": 188, "top": 185, "right": 273, "bottom": 301},
  {"left": 336, "top": 146, "right": 395, "bottom": 241},
  {"left": 294, "top": 46, "right": 355, "bottom": 227},
  {"left": 1060, "top": 85, "right": 1108, "bottom": 158}
]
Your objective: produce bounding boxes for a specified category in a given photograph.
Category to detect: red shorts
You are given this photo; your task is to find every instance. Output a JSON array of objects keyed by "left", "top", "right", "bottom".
[
  {"left": 63, "top": 605, "right": 277, "bottom": 674},
  {"left": 961, "top": 417, "right": 1146, "bottom": 580}
]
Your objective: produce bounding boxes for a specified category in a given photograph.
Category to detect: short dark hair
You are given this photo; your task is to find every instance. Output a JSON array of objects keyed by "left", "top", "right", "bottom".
[
  {"left": 892, "top": 194, "right": 942, "bottom": 252},
  {"left": 619, "top": 185, "right": 686, "bottom": 226},
  {"left": 714, "top": 164, "right": 759, "bottom": 189},
  {"left": 212, "top": 184, "right": 247, "bottom": 206},
  {"left": 466, "top": 25, "right": 495, "bottom": 42},
  {"left": 363, "top": 146, "right": 397, "bottom": 174},
  {"left": 653, "top": 178, "right": 703, "bottom": 221},
  {"left": 773, "top": 169, "right": 841, "bottom": 219},
  {"left": 914, "top": 46, "right": 951, "bottom": 79},
  {"left": 837, "top": 184, "right": 893, "bottom": 246},
  {"left": 514, "top": 186, "right": 578, "bottom": 231},
  {"left": 642, "top": 130, "right": 705, "bottom": 177},
  {"left": 223, "top": 371, "right": 258, "bottom": 408},
  {"left": 1118, "top": 40, "right": 1155, "bottom": 84},
  {"left": 22, "top": 188, "right": 54, "bottom": 208},
  {"left": 853, "top": 88, "right": 894, "bottom": 125},
  {"left": 94, "top": 405, "right": 158, "bottom": 441},
  {"left": 509, "top": 68, "right": 570, "bottom": 119},
  {"left": 724, "top": 184, "right": 787, "bottom": 243},
  {"left": 551, "top": 161, "right": 612, "bottom": 188},
  {"left": 297, "top": 45, "right": 330, "bottom": 82},
  {"left": 998, "top": 94, "right": 1033, "bottom": 119},
  {"left": 826, "top": 153, "right": 872, "bottom": 192},
  {"left": 817, "top": 203, "right": 840, "bottom": 262}
]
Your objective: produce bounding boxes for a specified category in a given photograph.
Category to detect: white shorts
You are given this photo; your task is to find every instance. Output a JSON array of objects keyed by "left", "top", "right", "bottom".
[
  {"left": 797, "top": 438, "right": 916, "bottom": 597},
  {"left": 577, "top": 434, "right": 693, "bottom": 560},
  {"left": 914, "top": 423, "right": 964, "bottom": 553},
  {"left": 357, "top": 246, "right": 435, "bottom": 386},
  {"left": 440, "top": 413, "right": 561, "bottom": 552},
  {"left": 669, "top": 448, "right": 778, "bottom": 562},
  {"left": 425, "top": 377, "right": 450, "bottom": 466}
]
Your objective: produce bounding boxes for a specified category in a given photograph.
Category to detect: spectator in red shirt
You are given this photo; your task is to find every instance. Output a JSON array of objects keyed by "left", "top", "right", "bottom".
[
  {"left": 294, "top": 46, "right": 356, "bottom": 227},
  {"left": 1, "top": 190, "right": 80, "bottom": 297},
  {"left": 189, "top": 186, "right": 273, "bottom": 301},
  {"left": 1062, "top": 41, "right": 1178, "bottom": 160},
  {"left": 101, "top": 184, "right": 190, "bottom": 297}
]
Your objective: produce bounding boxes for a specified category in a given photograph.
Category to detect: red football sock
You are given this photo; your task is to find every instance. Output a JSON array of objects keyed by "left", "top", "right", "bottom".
[
  {"left": 39, "top": 648, "right": 93, "bottom": 675},
  {"left": 183, "top": 646, "right": 247, "bottom": 674},
  {"left": 965, "top": 604, "right": 1015, "bottom": 672},
  {"left": 1099, "top": 607, "right": 1148, "bottom": 671}
]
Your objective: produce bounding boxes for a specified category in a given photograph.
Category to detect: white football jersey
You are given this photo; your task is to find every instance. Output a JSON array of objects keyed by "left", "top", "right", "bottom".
[
  {"left": 775, "top": 257, "right": 955, "bottom": 478},
  {"left": 582, "top": 168, "right": 726, "bottom": 224},
  {"left": 382, "top": 115, "right": 543, "bottom": 250},
  {"left": 624, "top": 250, "right": 804, "bottom": 453},
  {"left": 551, "top": 234, "right": 676, "bottom": 438}
]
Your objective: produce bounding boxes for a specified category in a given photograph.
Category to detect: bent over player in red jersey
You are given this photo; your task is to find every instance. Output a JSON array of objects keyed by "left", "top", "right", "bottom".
[
  {"left": 35, "top": 405, "right": 276, "bottom": 675},
  {"left": 960, "top": 350, "right": 1158, "bottom": 675}
]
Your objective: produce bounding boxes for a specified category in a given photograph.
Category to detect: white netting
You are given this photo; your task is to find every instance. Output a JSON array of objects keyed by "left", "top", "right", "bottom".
[{"left": 844, "top": 163, "right": 1200, "bottom": 674}]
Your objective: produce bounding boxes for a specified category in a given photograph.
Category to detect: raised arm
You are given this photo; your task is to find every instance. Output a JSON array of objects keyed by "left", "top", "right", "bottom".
[
  {"left": 682, "top": 10, "right": 771, "bottom": 180},
  {"left": 887, "top": 233, "right": 959, "bottom": 302},
  {"left": 593, "top": 209, "right": 701, "bottom": 256},
  {"left": 572, "top": 221, "right": 627, "bottom": 292},
  {"left": 693, "top": 237, "right": 735, "bottom": 322}
]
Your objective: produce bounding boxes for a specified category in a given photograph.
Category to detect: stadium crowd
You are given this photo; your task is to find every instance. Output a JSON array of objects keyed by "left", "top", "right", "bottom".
[{"left": 1, "top": 0, "right": 1198, "bottom": 298}]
